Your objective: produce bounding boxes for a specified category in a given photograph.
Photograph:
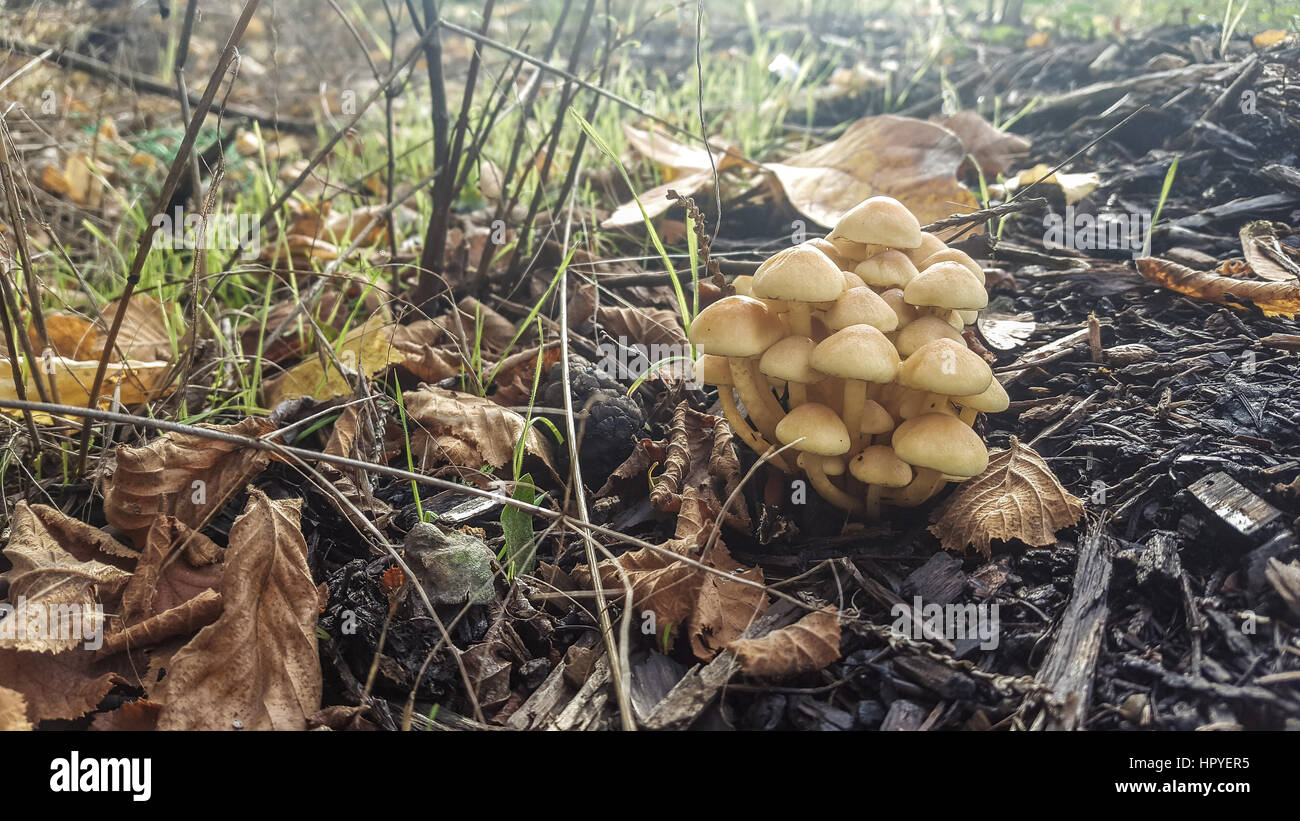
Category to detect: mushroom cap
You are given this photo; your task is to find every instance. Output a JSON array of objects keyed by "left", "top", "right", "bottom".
[
  {"left": 776, "top": 403, "right": 851, "bottom": 456},
  {"left": 903, "top": 232, "right": 949, "bottom": 266},
  {"left": 854, "top": 250, "right": 919, "bottom": 290},
  {"left": 850, "top": 445, "right": 914, "bottom": 487},
  {"left": 828, "top": 196, "right": 923, "bottom": 250},
  {"left": 688, "top": 295, "right": 786, "bottom": 357},
  {"left": 919, "top": 248, "right": 985, "bottom": 285},
  {"left": 894, "top": 314, "right": 964, "bottom": 356},
  {"left": 904, "top": 261, "right": 988, "bottom": 311},
  {"left": 823, "top": 286, "right": 898, "bottom": 332},
  {"left": 811, "top": 325, "right": 900, "bottom": 384},
  {"left": 859, "top": 399, "right": 896, "bottom": 434},
  {"left": 731, "top": 275, "right": 754, "bottom": 296},
  {"left": 760, "top": 335, "right": 825, "bottom": 383},
  {"left": 752, "top": 243, "right": 845, "bottom": 303},
  {"left": 879, "top": 288, "right": 918, "bottom": 328},
  {"left": 695, "top": 354, "right": 733, "bottom": 386},
  {"left": 897, "top": 338, "right": 993, "bottom": 397},
  {"left": 953, "top": 377, "right": 1010, "bottom": 413},
  {"left": 892, "top": 413, "right": 990, "bottom": 478},
  {"left": 807, "top": 237, "right": 857, "bottom": 271}
]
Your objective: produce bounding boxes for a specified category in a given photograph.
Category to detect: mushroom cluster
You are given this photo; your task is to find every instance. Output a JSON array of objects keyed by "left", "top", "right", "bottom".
[{"left": 689, "top": 196, "right": 1007, "bottom": 518}]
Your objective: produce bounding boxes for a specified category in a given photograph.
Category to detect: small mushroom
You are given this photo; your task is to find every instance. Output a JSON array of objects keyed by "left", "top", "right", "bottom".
[
  {"left": 776, "top": 403, "right": 861, "bottom": 513},
  {"left": 896, "top": 337, "right": 994, "bottom": 419},
  {"left": 850, "top": 445, "right": 913, "bottom": 518},
  {"left": 760, "top": 335, "right": 824, "bottom": 408},
  {"left": 903, "top": 260, "right": 988, "bottom": 322},
  {"left": 879, "top": 288, "right": 919, "bottom": 329},
  {"left": 823, "top": 286, "right": 898, "bottom": 333},
  {"left": 811, "top": 325, "right": 900, "bottom": 455},
  {"left": 888, "top": 412, "right": 989, "bottom": 507},
  {"left": 918, "top": 248, "right": 985, "bottom": 285},
  {"left": 826, "top": 196, "right": 923, "bottom": 260},
  {"left": 687, "top": 295, "right": 788, "bottom": 441},
  {"left": 853, "top": 250, "right": 918, "bottom": 291},
  {"left": 807, "top": 236, "right": 858, "bottom": 271},
  {"left": 893, "top": 314, "right": 964, "bottom": 357},
  {"left": 951, "top": 377, "right": 1010, "bottom": 425},
  {"left": 903, "top": 232, "right": 949, "bottom": 267},
  {"left": 752, "top": 243, "right": 844, "bottom": 338}
]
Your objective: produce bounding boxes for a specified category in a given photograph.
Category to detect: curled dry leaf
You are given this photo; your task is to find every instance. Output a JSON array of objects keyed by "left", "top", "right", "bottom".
[
  {"left": 728, "top": 606, "right": 841, "bottom": 677},
  {"left": 0, "top": 686, "right": 32, "bottom": 731},
  {"left": 596, "top": 305, "right": 688, "bottom": 350},
  {"left": 1, "top": 503, "right": 132, "bottom": 652},
  {"left": 103, "top": 416, "right": 274, "bottom": 549},
  {"left": 1238, "top": 221, "right": 1300, "bottom": 283},
  {"left": 687, "top": 544, "right": 767, "bottom": 662},
  {"left": 1136, "top": 257, "right": 1300, "bottom": 318},
  {"left": 33, "top": 294, "right": 175, "bottom": 363},
  {"left": 397, "top": 386, "right": 559, "bottom": 483},
  {"left": 766, "top": 114, "right": 979, "bottom": 228},
  {"left": 930, "top": 436, "right": 1084, "bottom": 557},
  {"left": 603, "top": 124, "right": 744, "bottom": 229},
  {"left": 389, "top": 319, "right": 461, "bottom": 384},
  {"left": 0, "top": 649, "right": 125, "bottom": 723},
  {"left": 941, "top": 110, "right": 1031, "bottom": 178},
  {"left": 90, "top": 699, "right": 163, "bottom": 731},
  {"left": 117, "top": 516, "right": 225, "bottom": 634},
  {"left": 156, "top": 489, "right": 322, "bottom": 730},
  {"left": 650, "top": 403, "right": 749, "bottom": 530}
]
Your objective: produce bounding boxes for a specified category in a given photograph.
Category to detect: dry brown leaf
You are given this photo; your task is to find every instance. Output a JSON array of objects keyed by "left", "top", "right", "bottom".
[
  {"left": 1265, "top": 558, "right": 1300, "bottom": 620},
  {"left": 942, "top": 110, "right": 1031, "bottom": 177},
  {"left": 389, "top": 319, "right": 461, "bottom": 384},
  {"left": 99, "top": 590, "right": 224, "bottom": 657},
  {"left": 767, "top": 115, "right": 979, "bottom": 228},
  {"left": 398, "top": 386, "right": 559, "bottom": 483},
  {"left": 103, "top": 416, "right": 274, "bottom": 549},
  {"left": 0, "top": 503, "right": 132, "bottom": 652},
  {"left": 91, "top": 699, "right": 163, "bottom": 731},
  {"left": 120, "top": 516, "right": 224, "bottom": 625},
  {"left": 156, "top": 489, "right": 322, "bottom": 730},
  {"left": 1136, "top": 257, "right": 1300, "bottom": 318},
  {"left": 930, "top": 436, "right": 1084, "bottom": 557},
  {"left": 596, "top": 305, "right": 688, "bottom": 349},
  {"left": 262, "top": 315, "right": 405, "bottom": 406},
  {"left": 0, "top": 685, "right": 32, "bottom": 730},
  {"left": 571, "top": 542, "right": 704, "bottom": 633},
  {"left": 0, "top": 648, "right": 125, "bottom": 723},
  {"left": 1239, "top": 221, "right": 1300, "bottom": 283},
  {"left": 650, "top": 403, "right": 749, "bottom": 531},
  {"left": 603, "top": 125, "right": 743, "bottom": 229},
  {"left": 728, "top": 606, "right": 841, "bottom": 677},
  {"left": 1, "top": 357, "right": 171, "bottom": 422},
  {"left": 687, "top": 550, "right": 767, "bottom": 662}
]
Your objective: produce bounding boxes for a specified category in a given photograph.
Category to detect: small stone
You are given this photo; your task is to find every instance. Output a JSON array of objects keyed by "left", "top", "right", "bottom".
[{"left": 403, "top": 522, "right": 497, "bottom": 606}]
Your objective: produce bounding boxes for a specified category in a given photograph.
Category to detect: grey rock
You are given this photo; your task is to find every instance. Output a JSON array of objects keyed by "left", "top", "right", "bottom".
[{"left": 403, "top": 522, "right": 497, "bottom": 606}]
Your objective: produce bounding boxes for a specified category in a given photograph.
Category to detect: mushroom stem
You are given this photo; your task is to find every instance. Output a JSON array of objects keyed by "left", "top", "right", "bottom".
[
  {"left": 865, "top": 483, "right": 883, "bottom": 519},
  {"left": 728, "top": 357, "right": 785, "bottom": 441},
  {"left": 717, "top": 389, "right": 793, "bottom": 473},
  {"left": 788, "top": 381, "right": 808, "bottom": 408},
  {"left": 787, "top": 302, "right": 813, "bottom": 338},
  {"left": 841, "top": 379, "right": 867, "bottom": 453},
  {"left": 886, "top": 467, "right": 947, "bottom": 507},
  {"left": 957, "top": 404, "right": 978, "bottom": 426},
  {"left": 805, "top": 456, "right": 864, "bottom": 513}
]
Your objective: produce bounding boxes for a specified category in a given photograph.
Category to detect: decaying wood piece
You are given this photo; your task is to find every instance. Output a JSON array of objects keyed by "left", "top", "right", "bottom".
[
  {"left": 1021, "top": 519, "right": 1113, "bottom": 730},
  {"left": 505, "top": 632, "right": 599, "bottom": 730},
  {"left": 1186, "top": 472, "right": 1283, "bottom": 540},
  {"left": 547, "top": 649, "right": 612, "bottom": 731}
]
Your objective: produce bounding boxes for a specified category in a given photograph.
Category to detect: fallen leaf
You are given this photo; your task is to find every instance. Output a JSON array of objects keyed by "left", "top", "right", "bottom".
[
  {"left": 728, "top": 606, "right": 841, "bottom": 677},
  {"left": 929, "top": 436, "right": 1084, "bottom": 557},
  {"left": 389, "top": 319, "right": 461, "bottom": 384},
  {"left": 1136, "top": 257, "right": 1300, "bottom": 318},
  {"left": 1006, "top": 163, "right": 1100, "bottom": 206},
  {"left": 648, "top": 403, "right": 749, "bottom": 530},
  {"left": 1253, "top": 29, "right": 1289, "bottom": 48},
  {"left": 0, "top": 686, "right": 32, "bottom": 730},
  {"left": 596, "top": 305, "right": 688, "bottom": 350},
  {"left": 156, "top": 489, "right": 322, "bottom": 730},
  {"left": 397, "top": 386, "right": 559, "bottom": 483},
  {"left": 1, "top": 357, "right": 171, "bottom": 421},
  {"left": 603, "top": 125, "right": 743, "bottom": 229},
  {"left": 262, "top": 316, "right": 405, "bottom": 406},
  {"left": 120, "top": 516, "right": 224, "bottom": 625},
  {"left": 1239, "top": 221, "right": 1300, "bottom": 283},
  {"left": 687, "top": 547, "right": 767, "bottom": 662},
  {"left": 102, "top": 416, "right": 274, "bottom": 549},
  {"left": 1, "top": 503, "right": 132, "bottom": 652},
  {"left": 942, "top": 110, "right": 1031, "bottom": 177},
  {"left": 0, "top": 649, "right": 125, "bottom": 723},
  {"left": 1265, "top": 558, "right": 1300, "bottom": 620},
  {"left": 766, "top": 115, "right": 980, "bottom": 229},
  {"left": 90, "top": 699, "right": 162, "bottom": 731}
]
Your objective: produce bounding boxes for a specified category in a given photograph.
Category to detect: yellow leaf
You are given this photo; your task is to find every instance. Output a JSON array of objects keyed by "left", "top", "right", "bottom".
[
  {"left": 1026, "top": 31, "right": 1050, "bottom": 48},
  {"left": 1253, "top": 29, "right": 1288, "bottom": 48},
  {"left": 0, "top": 357, "right": 170, "bottom": 423},
  {"left": 262, "top": 317, "right": 404, "bottom": 406}
]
